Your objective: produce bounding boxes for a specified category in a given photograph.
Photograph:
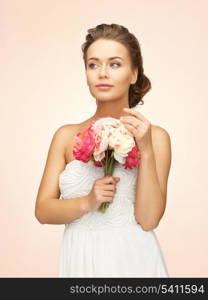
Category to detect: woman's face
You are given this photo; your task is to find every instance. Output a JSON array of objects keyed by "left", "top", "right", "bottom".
[{"left": 85, "top": 39, "right": 138, "bottom": 103}]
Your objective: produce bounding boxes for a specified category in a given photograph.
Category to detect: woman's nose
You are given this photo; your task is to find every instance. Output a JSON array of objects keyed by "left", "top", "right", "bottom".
[{"left": 99, "top": 65, "right": 109, "bottom": 77}]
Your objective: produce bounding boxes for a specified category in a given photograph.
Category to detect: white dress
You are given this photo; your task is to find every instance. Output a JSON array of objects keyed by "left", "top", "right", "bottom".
[{"left": 58, "top": 159, "right": 169, "bottom": 277}]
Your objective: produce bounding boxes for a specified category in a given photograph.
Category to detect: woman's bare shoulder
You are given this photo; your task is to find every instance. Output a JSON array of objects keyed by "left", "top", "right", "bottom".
[
  {"left": 151, "top": 124, "right": 171, "bottom": 139},
  {"left": 55, "top": 123, "right": 83, "bottom": 148},
  {"left": 58, "top": 119, "right": 91, "bottom": 137},
  {"left": 54, "top": 123, "right": 78, "bottom": 139},
  {"left": 151, "top": 123, "right": 171, "bottom": 157},
  {"left": 58, "top": 123, "right": 80, "bottom": 133}
]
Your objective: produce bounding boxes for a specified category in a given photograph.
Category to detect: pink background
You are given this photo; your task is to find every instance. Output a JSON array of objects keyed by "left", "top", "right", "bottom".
[{"left": 1, "top": 0, "right": 208, "bottom": 277}]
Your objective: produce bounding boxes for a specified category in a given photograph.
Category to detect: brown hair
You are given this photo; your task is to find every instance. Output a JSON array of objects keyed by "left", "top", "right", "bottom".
[{"left": 81, "top": 23, "right": 151, "bottom": 108}]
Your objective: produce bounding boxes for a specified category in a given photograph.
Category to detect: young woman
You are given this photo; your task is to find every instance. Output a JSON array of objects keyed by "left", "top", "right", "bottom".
[{"left": 35, "top": 23, "right": 171, "bottom": 277}]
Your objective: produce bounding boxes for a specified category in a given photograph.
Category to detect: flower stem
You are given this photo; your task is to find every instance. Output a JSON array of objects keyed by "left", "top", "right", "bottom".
[{"left": 98, "top": 149, "right": 116, "bottom": 213}]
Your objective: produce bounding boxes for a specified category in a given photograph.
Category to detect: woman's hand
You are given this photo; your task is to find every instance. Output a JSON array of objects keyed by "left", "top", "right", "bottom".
[
  {"left": 120, "top": 107, "right": 153, "bottom": 153},
  {"left": 87, "top": 175, "right": 120, "bottom": 211}
]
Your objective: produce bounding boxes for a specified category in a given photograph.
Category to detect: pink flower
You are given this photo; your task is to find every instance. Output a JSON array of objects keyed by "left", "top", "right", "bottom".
[
  {"left": 89, "top": 117, "right": 110, "bottom": 162},
  {"left": 72, "top": 127, "right": 96, "bottom": 162},
  {"left": 124, "top": 145, "right": 141, "bottom": 169}
]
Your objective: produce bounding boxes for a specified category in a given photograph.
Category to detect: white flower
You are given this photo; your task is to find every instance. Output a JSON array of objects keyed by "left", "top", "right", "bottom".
[
  {"left": 92, "top": 117, "right": 135, "bottom": 164},
  {"left": 109, "top": 124, "right": 135, "bottom": 164}
]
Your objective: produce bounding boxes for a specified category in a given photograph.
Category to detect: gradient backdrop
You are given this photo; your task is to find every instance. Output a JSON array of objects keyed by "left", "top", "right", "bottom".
[{"left": 1, "top": 0, "right": 208, "bottom": 277}]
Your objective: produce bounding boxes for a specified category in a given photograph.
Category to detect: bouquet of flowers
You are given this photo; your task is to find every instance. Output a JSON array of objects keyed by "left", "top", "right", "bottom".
[{"left": 72, "top": 117, "right": 141, "bottom": 213}]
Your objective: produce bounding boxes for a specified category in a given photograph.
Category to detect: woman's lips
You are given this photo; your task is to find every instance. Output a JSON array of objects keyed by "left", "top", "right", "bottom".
[{"left": 96, "top": 85, "right": 113, "bottom": 90}]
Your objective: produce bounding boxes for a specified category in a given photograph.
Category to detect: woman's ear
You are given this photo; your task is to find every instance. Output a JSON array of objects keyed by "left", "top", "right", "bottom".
[{"left": 130, "top": 68, "right": 138, "bottom": 85}]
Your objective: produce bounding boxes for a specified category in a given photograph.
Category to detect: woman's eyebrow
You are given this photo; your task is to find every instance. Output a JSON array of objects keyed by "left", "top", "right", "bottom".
[{"left": 87, "top": 56, "right": 123, "bottom": 61}]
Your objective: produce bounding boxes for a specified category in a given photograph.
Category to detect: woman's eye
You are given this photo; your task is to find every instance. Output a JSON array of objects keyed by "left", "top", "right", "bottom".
[
  {"left": 88, "top": 62, "right": 121, "bottom": 69},
  {"left": 88, "top": 63, "right": 97, "bottom": 69},
  {"left": 111, "top": 62, "right": 121, "bottom": 67}
]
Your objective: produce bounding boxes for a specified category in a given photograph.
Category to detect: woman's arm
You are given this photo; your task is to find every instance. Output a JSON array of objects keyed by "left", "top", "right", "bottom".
[
  {"left": 35, "top": 125, "right": 91, "bottom": 225},
  {"left": 134, "top": 126, "right": 172, "bottom": 231},
  {"left": 35, "top": 195, "right": 91, "bottom": 225}
]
